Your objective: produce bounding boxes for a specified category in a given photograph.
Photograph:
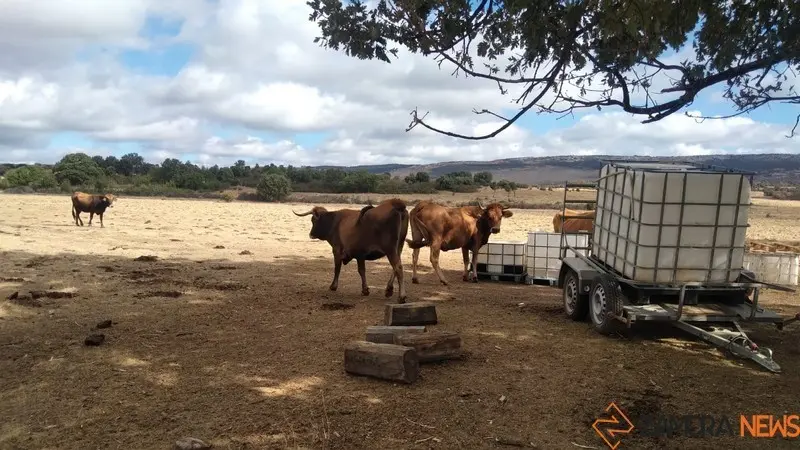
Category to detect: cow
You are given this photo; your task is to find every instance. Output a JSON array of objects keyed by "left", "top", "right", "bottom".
[
  {"left": 292, "top": 198, "right": 410, "bottom": 303},
  {"left": 71, "top": 191, "right": 116, "bottom": 228},
  {"left": 553, "top": 209, "right": 595, "bottom": 233},
  {"left": 405, "top": 200, "right": 513, "bottom": 285}
]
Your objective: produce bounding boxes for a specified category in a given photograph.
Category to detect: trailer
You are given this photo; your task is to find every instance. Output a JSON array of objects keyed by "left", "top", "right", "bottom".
[{"left": 556, "top": 160, "right": 799, "bottom": 373}]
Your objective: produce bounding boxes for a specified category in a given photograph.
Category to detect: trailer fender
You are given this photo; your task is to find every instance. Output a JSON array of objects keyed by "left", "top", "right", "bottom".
[{"left": 558, "top": 256, "right": 599, "bottom": 296}]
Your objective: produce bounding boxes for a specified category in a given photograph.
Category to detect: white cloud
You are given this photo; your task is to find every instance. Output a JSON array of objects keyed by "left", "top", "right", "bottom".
[{"left": 0, "top": 0, "right": 797, "bottom": 166}]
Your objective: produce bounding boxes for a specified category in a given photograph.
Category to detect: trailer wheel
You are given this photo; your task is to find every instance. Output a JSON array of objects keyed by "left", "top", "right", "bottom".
[
  {"left": 589, "top": 274, "right": 625, "bottom": 334},
  {"left": 563, "top": 270, "right": 588, "bottom": 321}
]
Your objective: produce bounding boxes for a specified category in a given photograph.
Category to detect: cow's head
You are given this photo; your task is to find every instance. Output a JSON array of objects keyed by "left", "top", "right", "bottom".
[
  {"left": 293, "top": 206, "right": 334, "bottom": 240},
  {"left": 476, "top": 202, "right": 513, "bottom": 234},
  {"left": 103, "top": 194, "right": 116, "bottom": 208}
]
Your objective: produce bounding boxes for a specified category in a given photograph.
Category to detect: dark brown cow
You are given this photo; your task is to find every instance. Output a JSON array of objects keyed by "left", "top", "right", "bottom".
[
  {"left": 293, "top": 198, "right": 410, "bottom": 303},
  {"left": 406, "top": 200, "right": 513, "bottom": 285},
  {"left": 71, "top": 191, "right": 116, "bottom": 227},
  {"left": 553, "top": 209, "right": 595, "bottom": 233}
]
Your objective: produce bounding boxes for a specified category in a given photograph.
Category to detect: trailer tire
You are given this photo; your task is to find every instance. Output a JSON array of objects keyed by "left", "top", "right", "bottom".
[
  {"left": 589, "top": 274, "right": 625, "bottom": 335},
  {"left": 563, "top": 270, "right": 589, "bottom": 321}
]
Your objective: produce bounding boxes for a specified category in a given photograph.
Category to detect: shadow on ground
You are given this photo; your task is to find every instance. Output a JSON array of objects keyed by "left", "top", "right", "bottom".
[{"left": 1, "top": 250, "right": 799, "bottom": 450}]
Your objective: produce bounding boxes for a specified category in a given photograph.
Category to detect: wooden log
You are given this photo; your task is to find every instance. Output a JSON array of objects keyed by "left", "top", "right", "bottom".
[
  {"left": 366, "top": 325, "right": 426, "bottom": 344},
  {"left": 343, "top": 341, "right": 419, "bottom": 384},
  {"left": 394, "top": 331, "right": 462, "bottom": 363},
  {"left": 384, "top": 302, "right": 438, "bottom": 326}
]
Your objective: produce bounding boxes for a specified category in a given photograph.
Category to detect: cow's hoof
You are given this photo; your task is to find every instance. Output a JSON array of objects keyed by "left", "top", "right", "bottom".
[
  {"left": 472, "top": 277, "right": 478, "bottom": 283},
  {"left": 440, "top": 280, "right": 448, "bottom": 286},
  {"left": 384, "top": 288, "right": 393, "bottom": 298},
  {"left": 398, "top": 295, "right": 407, "bottom": 304},
  {"left": 412, "top": 278, "right": 419, "bottom": 284},
  {"left": 329, "top": 285, "right": 337, "bottom": 291},
  {"left": 362, "top": 288, "right": 370, "bottom": 296}
]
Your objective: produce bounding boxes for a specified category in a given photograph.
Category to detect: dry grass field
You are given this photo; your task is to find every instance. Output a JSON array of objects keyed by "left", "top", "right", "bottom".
[{"left": 2, "top": 190, "right": 800, "bottom": 450}]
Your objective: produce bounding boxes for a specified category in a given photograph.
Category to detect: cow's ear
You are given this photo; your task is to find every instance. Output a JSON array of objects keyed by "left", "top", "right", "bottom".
[{"left": 502, "top": 209, "right": 513, "bottom": 218}]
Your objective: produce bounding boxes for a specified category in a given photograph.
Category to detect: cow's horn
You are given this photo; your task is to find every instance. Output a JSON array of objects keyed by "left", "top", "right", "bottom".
[
  {"left": 477, "top": 201, "right": 485, "bottom": 209},
  {"left": 292, "top": 209, "right": 314, "bottom": 217}
]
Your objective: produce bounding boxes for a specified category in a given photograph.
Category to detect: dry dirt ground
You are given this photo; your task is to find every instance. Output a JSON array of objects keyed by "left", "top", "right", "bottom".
[{"left": 1, "top": 192, "right": 800, "bottom": 450}]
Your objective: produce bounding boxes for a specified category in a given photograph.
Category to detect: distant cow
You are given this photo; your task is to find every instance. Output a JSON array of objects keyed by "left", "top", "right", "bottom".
[
  {"left": 293, "top": 198, "right": 410, "bottom": 303},
  {"left": 71, "top": 191, "right": 116, "bottom": 227},
  {"left": 553, "top": 209, "right": 595, "bottom": 233},
  {"left": 406, "top": 200, "right": 513, "bottom": 285}
]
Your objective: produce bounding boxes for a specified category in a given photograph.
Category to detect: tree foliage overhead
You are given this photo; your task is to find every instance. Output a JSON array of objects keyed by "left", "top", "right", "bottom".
[{"left": 306, "top": 0, "right": 800, "bottom": 139}]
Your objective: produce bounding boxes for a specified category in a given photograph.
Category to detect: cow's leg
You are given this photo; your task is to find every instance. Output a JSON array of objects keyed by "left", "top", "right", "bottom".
[
  {"left": 88, "top": 212, "right": 94, "bottom": 226},
  {"left": 385, "top": 252, "right": 406, "bottom": 303},
  {"left": 357, "top": 258, "right": 369, "bottom": 296},
  {"left": 470, "top": 246, "right": 481, "bottom": 283},
  {"left": 429, "top": 241, "right": 448, "bottom": 286},
  {"left": 99, "top": 212, "right": 104, "bottom": 228},
  {"left": 385, "top": 270, "right": 395, "bottom": 298},
  {"left": 330, "top": 252, "right": 342, "bottom": 291},
  {"left": 411, "top": 247, "right": 420, "bottom": 284},
  {"left": 462, "top": 247, "right": 471, "bottom": 281}
]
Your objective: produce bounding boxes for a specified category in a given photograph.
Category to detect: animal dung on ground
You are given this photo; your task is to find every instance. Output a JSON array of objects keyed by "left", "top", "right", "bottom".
[
  {"left": 174, "top": 437, "right": 212, "bottom": 450},
  {"left": 393, "top": 331, "right": 463, "bottom": 363},
  {"left": 384, "top": 302, "right": 438, "bottom": 326},
  {"left": 134, "top": 255, "right": 159, "bottom": 262},
  {"left": 30, "top": 288, "right": 78, "bottom": 299},
  {"left": 95, "top": 319, "right": 113, "bottom": 329},
  {"left": 84, "top": 334, "right": 105, "bottom": 346},
  {"left": 321, "top": 302, "right": 355, "bottom": 311},
  {"left": 365, "top": 325, "right": 426, "bottom": 344},
  {"left": 343, "top": 341, "right": 420, "bottom": 384}
]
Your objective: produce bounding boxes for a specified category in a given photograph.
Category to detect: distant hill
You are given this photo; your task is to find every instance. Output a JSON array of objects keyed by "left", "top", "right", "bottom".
[
  {"left": 4, "top": 154, "right": 800, "bottom": 187},
  {"left": 319, "top": 154, "right": 800, "bottom": 185}
]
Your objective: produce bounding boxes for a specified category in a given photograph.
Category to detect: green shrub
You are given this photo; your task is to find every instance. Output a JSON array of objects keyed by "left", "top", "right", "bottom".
[{"left": 256, "top": 173, "right": 292, "bottom": 202}]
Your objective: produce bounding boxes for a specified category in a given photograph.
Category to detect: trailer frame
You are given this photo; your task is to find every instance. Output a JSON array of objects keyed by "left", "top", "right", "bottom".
[{"left": 555, "top": 160, "right": 798, "bottom": 374}]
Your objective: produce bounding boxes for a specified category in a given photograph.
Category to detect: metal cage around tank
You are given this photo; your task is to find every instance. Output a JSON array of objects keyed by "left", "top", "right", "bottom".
[{"left": 585, "top": 159, "right": 756, "bottom": 289}]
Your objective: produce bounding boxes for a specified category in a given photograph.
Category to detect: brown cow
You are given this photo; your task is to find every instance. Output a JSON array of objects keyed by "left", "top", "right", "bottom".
[
  {"left": 293, "top": 198, "right": 410, "bottom": 303},
  {"left": 406, "top": 200, "right": 513, "bottom": 285},
  {"left": 71, "top": 191, "right": 116, "bottom": 227},
  {"left": 553, "top": 209, "right": 595, "bottom": 233}
]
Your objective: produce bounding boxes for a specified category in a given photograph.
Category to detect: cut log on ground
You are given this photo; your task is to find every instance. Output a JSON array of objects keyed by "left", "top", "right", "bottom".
[
  {"left": 343, "top": 341, "right": 420, "bottom": 384},
  {"left": 394, "top": 331, "right": 463, "bottom": 363},
  {"left": 366, "top": 325, "right": 426, "bottom": 344},
  {"left": 384, "top": 302, "right": 438, "bottom": 326}
]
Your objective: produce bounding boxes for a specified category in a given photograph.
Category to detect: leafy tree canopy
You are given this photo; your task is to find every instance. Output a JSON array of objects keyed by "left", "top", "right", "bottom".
[
  {"left": 307, "top": 0, "right": 800, "bottom": 139},
  {"left": 53, "top": 153, "right": 104, "bottom": 186}
]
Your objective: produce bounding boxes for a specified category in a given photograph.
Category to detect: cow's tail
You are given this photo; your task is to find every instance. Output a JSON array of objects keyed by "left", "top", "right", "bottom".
[
  {"left": 357, "top": 204, "right": 374, "bottom": 224},
  {"left": 405, "top": 209, "right": 431, "bottom": 249},
  {"left": 393, "top": 201, "right": 409, "bottom": 252}
]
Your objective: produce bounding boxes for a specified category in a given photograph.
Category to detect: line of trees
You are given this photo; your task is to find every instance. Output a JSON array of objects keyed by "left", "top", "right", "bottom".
[{"left": 0, "top": 152, "right": 527, "bottom": 202}]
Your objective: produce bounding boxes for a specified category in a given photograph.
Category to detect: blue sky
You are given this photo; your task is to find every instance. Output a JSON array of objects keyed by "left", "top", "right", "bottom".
[{"left": 2, "top": 1, "right": 798, "bottom": 167}]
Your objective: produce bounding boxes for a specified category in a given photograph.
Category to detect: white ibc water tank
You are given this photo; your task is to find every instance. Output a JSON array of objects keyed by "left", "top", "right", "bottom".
[{"left": 591, "top": 162, "right": 751, "bottom": 284}]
